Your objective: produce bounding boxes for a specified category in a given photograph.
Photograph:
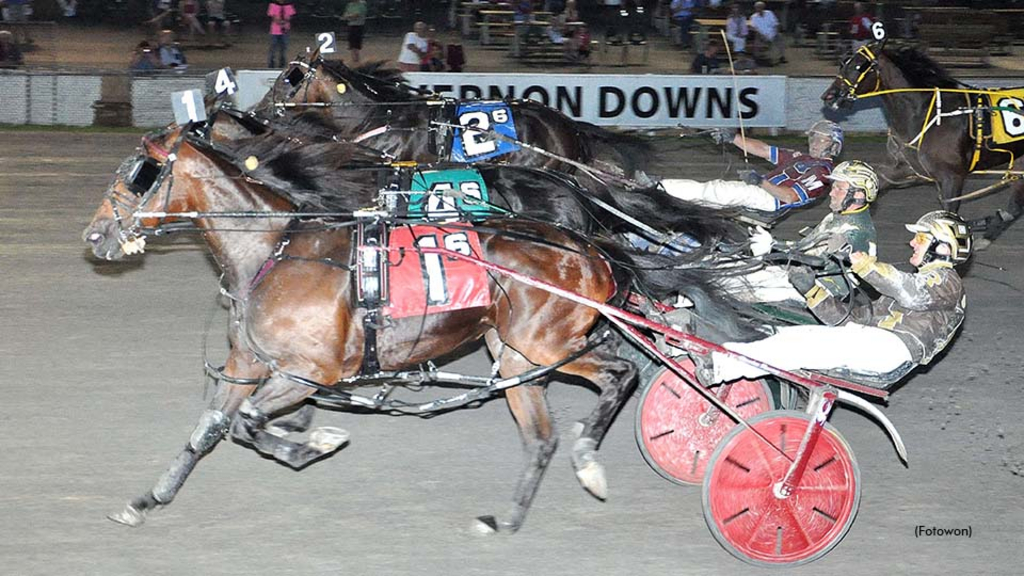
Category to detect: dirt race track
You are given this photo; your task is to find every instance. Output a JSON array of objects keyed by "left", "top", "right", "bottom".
[{"left": 2, "top": 130, "right": 1023, "bottom": 576}]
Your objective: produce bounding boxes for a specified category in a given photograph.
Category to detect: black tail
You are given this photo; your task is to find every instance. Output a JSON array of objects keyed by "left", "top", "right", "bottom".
[
  {"left": 606, "top": 184, "right": 748, "bottom": 247},
  {"left": 599, "top": 245, "right": 765, "bottom": 344},
  {"left": 576, "top": 122, "right": 656, "bottom": 179}
]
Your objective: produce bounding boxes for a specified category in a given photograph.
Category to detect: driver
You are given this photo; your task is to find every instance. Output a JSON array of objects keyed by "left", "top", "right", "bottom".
[
  {"left": 697, "top": 210, "right": 970, "bottom": 385},
  {"left": 719, "top": 160, "right": 879, "bottom": 304},
  {"left": 661, "top": 119, "right": 843, "bottom": 212}
]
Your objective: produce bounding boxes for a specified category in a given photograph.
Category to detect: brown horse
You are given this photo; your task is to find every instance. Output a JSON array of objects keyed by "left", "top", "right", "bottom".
[
  {"left": 253, "top": 57, "right": 656, "bottom": 185},
  {"left": 821, "top": 42, "right": 1024, "bottom": 241},
  {"left": 82, "top": 124, "right": 714, "bottom": 533}
]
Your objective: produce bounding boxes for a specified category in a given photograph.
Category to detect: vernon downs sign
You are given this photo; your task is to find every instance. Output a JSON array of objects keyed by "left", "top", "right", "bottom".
[{"left": 236, "top": 71, "right": 787, "bottom": 128}]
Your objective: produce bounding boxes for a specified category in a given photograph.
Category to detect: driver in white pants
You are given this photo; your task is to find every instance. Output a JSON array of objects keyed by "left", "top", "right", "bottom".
[
  {"left": 661, "top": 120, "right": 843, "bottom": 212},
  {"left": 699, "top": 210, "right": 971, "bottom": 384}
]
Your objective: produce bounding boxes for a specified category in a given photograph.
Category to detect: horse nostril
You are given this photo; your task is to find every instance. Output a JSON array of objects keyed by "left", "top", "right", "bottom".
[{"left": 86, "top": 231, "right": 104, "bottom": 245}]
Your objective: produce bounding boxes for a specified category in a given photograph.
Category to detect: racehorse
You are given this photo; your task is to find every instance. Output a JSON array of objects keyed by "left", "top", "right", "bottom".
[
  {"left": 821, "top": 42, "right": 1024, "bottom": 241},
  {"left": 82, "top": 123, "right": 738, "bottom": 533},
  {"left": 253, "top": 57, "right": 656, "bottom": 184},
  {"left": 208, "top": 107, "right": 748, "bottom": 248}
]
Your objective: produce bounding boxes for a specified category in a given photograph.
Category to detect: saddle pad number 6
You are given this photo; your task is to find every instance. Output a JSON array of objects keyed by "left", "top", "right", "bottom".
[{"left": 451, "top": 102, "right": 521, "bottom": 162}]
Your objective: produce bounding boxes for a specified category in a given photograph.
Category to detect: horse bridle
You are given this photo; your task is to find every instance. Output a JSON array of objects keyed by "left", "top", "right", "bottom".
[
  {"left": 833, "top": 45, "right": 882, "bottom": 104},
  {"left": 104, "top": 127, "right": 190, "bottom": 252}
]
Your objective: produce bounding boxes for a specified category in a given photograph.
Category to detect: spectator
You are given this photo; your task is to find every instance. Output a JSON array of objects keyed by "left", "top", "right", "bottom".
[
  {"left": 513, "top": 0, "right": 533, "bottom": 23},
  {"left": 2, "top": 0, "right": 30, "bottom": 22},
  {"left": 573, "top": 22, "right": 592, "bottom": 61},
  {"left": 563, "top": 0, "right": 579, "bottom": 22},
  {"left": 342, "top": 0, "right": 367, "bottom": 63},
  {"left": 179, "top": 0, "right": 205, "bottom": 39},
  {"left": 669, "top": 0, "right": 696, "bottom": 49},
  {"left": 446, "top": 42, "right": 465, "bottom": 72},
  {"left": 57, "top": 0, "right": 77, "bottom": 17},
  {"left": 205, "top": 0, "right": 232, "bottom": 43},
  {"left": 848, "top": 1, "right": 874, "bottom": 48},
  {"left": 145, "top": 0, "right": 174, "bottom": 30},
  {"left": 421, "top": 26, "right": 445, "bottom": 71},
  {"left": 267, "top": 0, "right": 295, "bottom": 68},
  {"left": 0, "top": 30, "right": 23, "bottom": 67},
  {"left": 397, "top": 21, "right": 428, "bottom": 72},
  {"left": 129, "top": 41, "right": 161, "bottom": 71},
  {"left": 750, "top": 1, "right": 786, "bottom": 65},
  {"left": 690, "top": 40, "right": 721, "bottom": 74},
  {"left": 725, "top": 3, "right": 748, "bottom": 54},
  {"left": 157, "top": 29, "right": 188, "bottom": 69}
]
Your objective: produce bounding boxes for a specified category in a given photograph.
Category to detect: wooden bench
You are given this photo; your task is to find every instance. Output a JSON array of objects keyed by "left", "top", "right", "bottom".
[{"left": 918, "top": 23, "right": 994, "bottom": 68}]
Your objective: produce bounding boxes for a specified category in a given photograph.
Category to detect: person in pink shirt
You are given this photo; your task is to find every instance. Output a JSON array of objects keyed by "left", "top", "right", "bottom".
[{"left": 267, "top": 0, "right": 296, "bottom": 68}]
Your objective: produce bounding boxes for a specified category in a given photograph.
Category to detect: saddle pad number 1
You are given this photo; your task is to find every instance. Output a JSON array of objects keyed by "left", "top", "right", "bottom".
[
  {"left": 385, "top": 225, "right": 492, "bottom": 319},
  {"left": 450, "top": 102, "right": 521, "bottom": 162}
]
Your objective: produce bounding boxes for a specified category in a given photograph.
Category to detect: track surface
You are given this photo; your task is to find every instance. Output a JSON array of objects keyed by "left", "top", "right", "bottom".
[{"left": 2, "top": 131, "right": 1022, "bottom": 575}]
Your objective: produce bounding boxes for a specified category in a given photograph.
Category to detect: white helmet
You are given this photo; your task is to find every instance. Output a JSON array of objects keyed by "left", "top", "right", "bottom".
[
  {"left": 905, "top": 210, "right": 972, "bottom": 265},
  {"left": 828, "top": 160, "right": 878, "bottom": 205},
  {"left": 807, "top": 120, "right": 844, "bottom": 159}
]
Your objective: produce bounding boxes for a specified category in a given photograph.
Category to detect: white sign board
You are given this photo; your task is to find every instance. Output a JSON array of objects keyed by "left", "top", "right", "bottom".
[{"left": 235, "top": 71, "right": 787, "bottom": 128}]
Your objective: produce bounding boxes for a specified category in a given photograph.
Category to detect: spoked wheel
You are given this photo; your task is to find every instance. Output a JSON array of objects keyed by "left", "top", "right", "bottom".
[
  {"left": 635, "top": 361, "right": 774, "bottom": 485},
  {"left": 702, "top": 410, "right": 861, "bottom": 567}
]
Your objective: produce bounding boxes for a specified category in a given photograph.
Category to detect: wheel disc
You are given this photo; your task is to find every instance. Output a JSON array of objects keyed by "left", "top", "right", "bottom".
[
  {"left": 702, "top": 411, "right": 861, "bottom": 566},
  {"left": 635, "top": 362, "right": 774, "bottom": 485}
]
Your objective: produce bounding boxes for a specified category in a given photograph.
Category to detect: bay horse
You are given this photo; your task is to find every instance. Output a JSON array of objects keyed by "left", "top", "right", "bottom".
[
  {"left": 252, "top": 57, "right": 656, "bottom": 185},
  {"left": 821, "top": 42, "right": 1024, "bottom": 242},
  {"left": 82, "top": 123, "right": 731, "bottom": 533}
]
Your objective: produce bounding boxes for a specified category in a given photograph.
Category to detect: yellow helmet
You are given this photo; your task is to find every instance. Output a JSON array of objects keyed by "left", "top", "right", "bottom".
[
  {"left": 828, "top": 160, "right": 879, "bottom": 204},
  {"left": 905, "top": 210, "right": 972, "bottom": 265}
]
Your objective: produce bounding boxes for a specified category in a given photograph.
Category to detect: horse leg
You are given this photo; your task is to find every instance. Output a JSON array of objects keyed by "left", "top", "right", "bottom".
[
  {"left": 971, "top": 179, "right": 1024, "bottom": 244},
  {"left": 476, "top": 330, "right": 558, "bottom": 534},
  {"left": 108, "top": 380, "right": 256, "bottom": 527},
  {"left": 230, "top": 375, "right": 349, "bottom": 470},
  {"left": 876, "top": 160, "right": 927, "bottom": 191},
  {"left": 553, "top": 344, "right": 637, "bottom": 501},
  {"left": 265, "top": 403, "right": 316, "bottom": 436}
]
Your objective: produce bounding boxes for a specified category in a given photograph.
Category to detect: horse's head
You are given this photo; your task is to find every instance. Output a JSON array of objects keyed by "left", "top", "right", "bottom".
[
  {"left": 83, "top": 126, "right": 194, "bottom": 260},
  {"left": 821, "top": 44, "right": 883, "bottom": 110}
]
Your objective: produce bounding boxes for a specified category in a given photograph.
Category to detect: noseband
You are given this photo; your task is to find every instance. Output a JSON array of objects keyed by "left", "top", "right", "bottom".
[
  {"left": 104, "top": 127, "right": 189, "bottom": 251},
  {"left": 834, "top": 45, "right": 881, "bottom": 103}
]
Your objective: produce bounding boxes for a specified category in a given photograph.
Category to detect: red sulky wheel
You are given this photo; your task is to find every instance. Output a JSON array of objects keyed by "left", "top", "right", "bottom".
[
  {"left": 702, "top": 410, "right": 861, "bottom": 567},
  {"left": 635, "top": 361, "right": 774, "bottom": 485}
]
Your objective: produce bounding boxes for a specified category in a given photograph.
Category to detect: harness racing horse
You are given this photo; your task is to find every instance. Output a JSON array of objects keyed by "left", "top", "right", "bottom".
[
  {"left": 206, "top": 108, "right": 747, "bottom": 248},
  {"left": 821, "top": 42, "right": 1024, "bottom": 241},
  {"left": 82, "top": 124, "right": 725, "bottom": 533},
  {"left": 253, "top": 57, "right": 656, "bottom": 185}
]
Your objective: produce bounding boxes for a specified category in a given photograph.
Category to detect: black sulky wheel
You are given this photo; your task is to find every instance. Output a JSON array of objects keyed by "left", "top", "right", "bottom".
[
  {"left": 634, "top": 361, "right": 774, "bottom": 485},
  {"left": 702, "top": 410, "right": 861, "bottom": 566}
]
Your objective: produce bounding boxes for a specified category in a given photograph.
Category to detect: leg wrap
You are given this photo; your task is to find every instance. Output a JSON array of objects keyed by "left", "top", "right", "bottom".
[{"left": 189, "top": 409, "right": 230, "bottom": 453}]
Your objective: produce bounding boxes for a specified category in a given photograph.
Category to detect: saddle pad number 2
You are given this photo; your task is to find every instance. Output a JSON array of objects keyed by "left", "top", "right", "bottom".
[
  {"left": 450, "top": 102, "right": 521, "bottom": 162},
  {"left": 385, "top": 225, "right": 492, "bottom": 319}
]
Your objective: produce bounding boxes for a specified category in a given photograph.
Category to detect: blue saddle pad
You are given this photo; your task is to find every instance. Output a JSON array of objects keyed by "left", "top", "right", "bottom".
[{"left": 450, "top": 102, "right": 521, "bottom": 162}]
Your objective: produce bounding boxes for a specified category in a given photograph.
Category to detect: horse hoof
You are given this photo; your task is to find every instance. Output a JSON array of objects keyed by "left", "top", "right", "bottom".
[
  {"left": 974, "top": 237, "right": 992, "bottom": 252},
  {"left": 474, "top": 515, "right": 499, "bottom": 535},
  {"left": 108, "top": 503, "right": 145, "bottom": 527},
  {"left": 308, "top": 426, "right": 350, "bottom": 454},
  {"left": 575, "top": 461, "right": 608, "bottom": 501}
]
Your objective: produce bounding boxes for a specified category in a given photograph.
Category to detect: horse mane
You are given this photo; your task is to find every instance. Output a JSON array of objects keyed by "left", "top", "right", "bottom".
[
  {"left": 881, "top": 43, "right": 961, "bottom": 89},
  {"left": 204, "top": 129, "right": 388, "bottom": 213},
  {"left": 320, "top": 59, "right": 426, "bottom": 102}
]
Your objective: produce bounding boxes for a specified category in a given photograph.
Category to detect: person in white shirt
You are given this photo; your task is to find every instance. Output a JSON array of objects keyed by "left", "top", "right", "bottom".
[
  {"left": 725, "top": 3, "right": 748, "bottom": 54},
  {"left": 750, "top": 1, "right": 786, "bottom": 64},
  {"left": 397, "top": 21, "right": 428, "bottom": 72}
]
